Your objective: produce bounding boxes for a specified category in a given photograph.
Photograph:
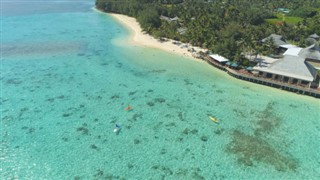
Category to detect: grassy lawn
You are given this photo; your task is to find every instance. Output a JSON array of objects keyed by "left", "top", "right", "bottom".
[{"left": 266, "top": 13, "right": 303, "bottom": 25}]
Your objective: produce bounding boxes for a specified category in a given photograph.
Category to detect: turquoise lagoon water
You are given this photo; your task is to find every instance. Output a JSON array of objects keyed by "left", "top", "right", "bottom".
[{"left": 1, "top": 1, "right": 320, "bottom": 179}]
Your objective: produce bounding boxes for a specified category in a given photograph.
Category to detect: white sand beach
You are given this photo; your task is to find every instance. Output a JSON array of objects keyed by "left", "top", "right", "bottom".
[{"left": 108, "top": 13, "right": 207, "bottom": 59}]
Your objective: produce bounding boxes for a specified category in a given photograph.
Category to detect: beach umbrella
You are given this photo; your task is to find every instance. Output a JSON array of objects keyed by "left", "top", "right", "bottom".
[
  {"left": 246, "top": 67, "right": 253, "bottom": 71},
  {"left": 231, "top": 63, "right": 238, "bottom": 68}
]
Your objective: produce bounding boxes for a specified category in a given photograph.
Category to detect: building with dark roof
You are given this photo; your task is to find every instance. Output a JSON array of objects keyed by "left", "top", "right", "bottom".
[
  {"left": 309, "top": 34, "right": 320, "bottom": 41},
  {"left": 261, "top": 34, "right": 287, "bottom": 48}
]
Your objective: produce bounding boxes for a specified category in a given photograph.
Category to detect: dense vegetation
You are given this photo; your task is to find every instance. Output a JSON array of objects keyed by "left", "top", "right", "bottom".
[{"left": 96, "top": 0, "right": 320, "bottom": 65}]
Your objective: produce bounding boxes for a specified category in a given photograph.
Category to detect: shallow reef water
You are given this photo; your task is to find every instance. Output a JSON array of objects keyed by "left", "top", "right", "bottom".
[{"left": 2, "top": 0, "right": 320, "bottom": 179}]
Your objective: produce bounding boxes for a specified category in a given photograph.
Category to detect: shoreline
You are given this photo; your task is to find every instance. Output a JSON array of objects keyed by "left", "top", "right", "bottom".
[
  {"left": 94, "top": 8, "right": 206, "bottom": 60},
  {"left": 93, "top": 8, "right": 320, "bottom": 99}
]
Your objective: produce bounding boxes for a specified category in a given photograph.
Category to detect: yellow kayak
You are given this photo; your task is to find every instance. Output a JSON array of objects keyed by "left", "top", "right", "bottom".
[{"left": 209, "top": 116, "right": 219, "bottom": 123}]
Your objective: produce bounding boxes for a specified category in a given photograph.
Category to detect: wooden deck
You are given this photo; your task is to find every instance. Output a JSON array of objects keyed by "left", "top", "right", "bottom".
[
  {"left": 206, "top": 57, "right": 227, "bottom": 71},
  {"left": 204, "top": 56, "right": 320, "bottom": 98}
]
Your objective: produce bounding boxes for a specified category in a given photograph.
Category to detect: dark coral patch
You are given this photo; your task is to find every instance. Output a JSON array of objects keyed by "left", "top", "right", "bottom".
[
  {"left": 150, "top": 69, "right": 166, "bottom": 73},
  {"left": 226, "top": 130, "right": 298, "bottom": 171},
  {"left": 147, "top": 101, "right": 155, "bottom": 107},
  {"left": 160, "top": 166, "right": 173, "bottom": 176},
  {"left": 105, "top": 174, "right": 122, "bottom": 179},
  {"left": 200, "top": 136, "right": 208, "bottom": 142},
  {"left": 178, "top": 112, "right": 184, "bottom": 121},
  {"left": 110, "top": 95, "right": 120, "bottom": 99},
  {"left": 176, "top": 168, "right": 188, "bottom": 176},
  {"left": 153, "top": 122, "right": 163, "bottom": 131},
  {"left": 63, "top": 113, "right": 72, "bottom": 117},
  {"left": 46, "top": 98, "right": 55, "bottom": 103},
  {"left": 93, "top": 169, "right": 103, "bottom": 177},
  {"left": 165, "top": 122, "right": 176, "bottom": 127},
  {"left": 160, "top": 148, "right": 167, "bottom": 155},
  {"left": 96, "top": 95, "right": 103, "bottom": 100},
  {"left": 134, "top": 139, "right": 140, "bottom": 144},
  {"left": 177, "top": 137, "right": 183, "bottom": 142},
  {"left": 289, "top": 104, "right": 298, "bottom": 108},
  {"left": 190, "top": 129, "right": 198, "bottom": 134},
  {"left": 90, "top": 144, "right": 98, "bottom": 150},
  {"left": 128, "top": 91, "right": 137, "bottom": 96},
  {"left": 191, "top": 171, "right": 205, "bottom": 180},
  {"left": 21, "top": 107, "right": 29, "bottom": 112},
  {"left": 184, "top": 79, "right": 193, "bottom": 85},
  {"left": 6, "top": 78, "right": 22, "bottom": 85},
  {"left": 131, "top": 113, "right": 142, "bottom": 121},
  {"left": 152, "top": 165, "right": 159, "bottom": 170},
  {"left": 127, "top": 164, "right": 134, "bottom": 169},
  {"left": 151, "top": 165, "right": 173, "bottom": 176},
  {"left": 182, "top": 128, "right": 190, "bottom": 135},
  {"left": 57, "top": 95, "right": 65, "bottom": 99},
  {"left": 214, "top": 128, "right": 224, "bottom": 135},
  {"left": 254, "top": 102, "right": 281, "bottom": 135},
  {"left": 28, "top": 127, "right": 35, "bottom": 134},
  {"left": 255, "top": 119, "right": 279, "bottom": 135},
  {"left": 116, "top": 62, "right": 123, "bottom": 68},
  {"left": 76, "top": 127, "right": 89, "bottom": 135},
  {"left": 233, "top": 109, "right": 247, "bottom": 118},
  {"left": 154, "top": 98, "right": 166, "bottom": 103}
]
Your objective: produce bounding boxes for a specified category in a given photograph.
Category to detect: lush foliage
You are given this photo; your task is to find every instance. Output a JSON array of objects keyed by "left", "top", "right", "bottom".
[
  {"left": 288, "top": 7, "right": 319, "bottom": 18},
  {"left": 96, "top": 0, "right": 320, "bottom": 64}
]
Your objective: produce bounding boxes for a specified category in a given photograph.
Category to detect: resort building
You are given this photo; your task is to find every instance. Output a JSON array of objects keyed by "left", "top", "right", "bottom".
[
  {"left": 209, "top": 54, "right": 229, "bottom": 64},
  {"left": 306, "top": 34, "right": 320, "bottom": 45},
  {"left": 277, "top": 8, "right": 290, "bottom": 14},
  {"left": 260, "top": 34, "right": 296, "bottom": 55},
  {"left": 253, "top": 43, "right": 320, "bottom": 88},
  {"left": 160, "top": 15, "right": 180, "bottom": 23},
  {"left": 261, "top": 34, "right": 287, "bottom": 48},
  {"left": 309, "top": 33, "right": 320, "bottom": 41},
  {"left": 177, "top": 27, "right": 187, "bottom": 35}
]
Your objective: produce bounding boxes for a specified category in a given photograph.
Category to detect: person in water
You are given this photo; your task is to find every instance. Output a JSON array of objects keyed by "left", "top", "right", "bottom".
[{"left": 125, "top": 105, "right": 132, "bottom": 111}]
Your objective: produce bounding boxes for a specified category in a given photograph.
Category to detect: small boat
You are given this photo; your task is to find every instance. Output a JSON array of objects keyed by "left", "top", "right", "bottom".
[
  {"left": 113, "top": 124, "right": 121, "bottom": 134},
  {"left": 209, "top": 116, "right": 219, "bottom": 123}
]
